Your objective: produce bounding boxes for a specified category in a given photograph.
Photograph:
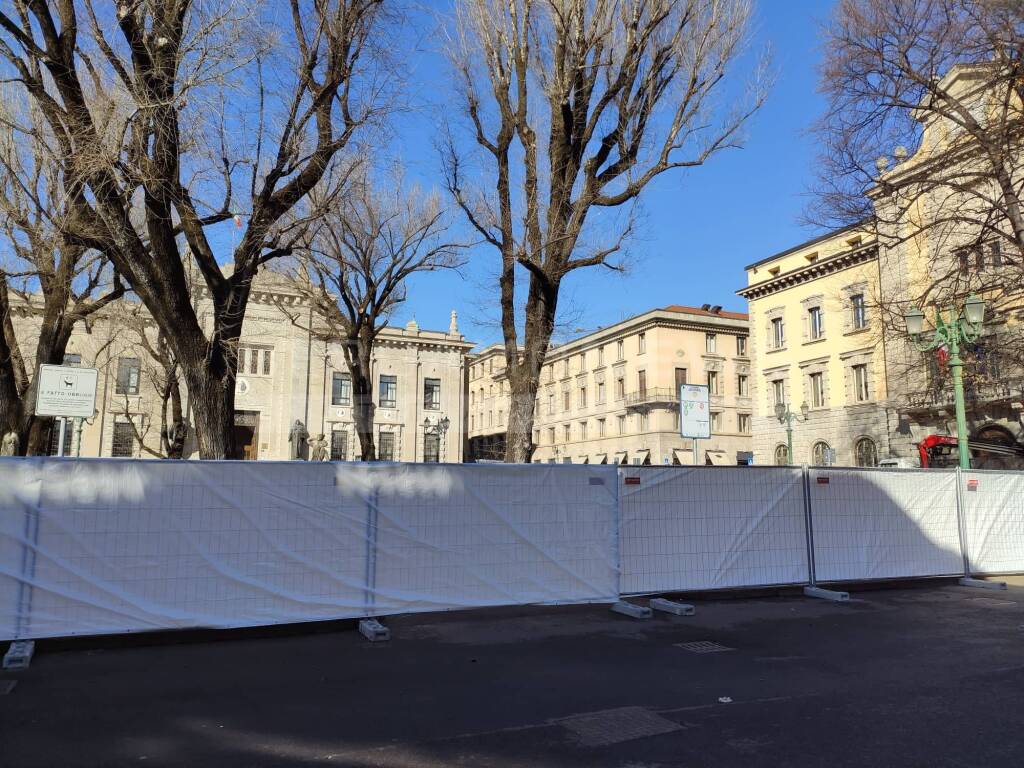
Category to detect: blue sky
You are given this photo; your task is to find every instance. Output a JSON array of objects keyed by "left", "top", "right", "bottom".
[{"left": 332, "top": 1, "right": 837, "bottom": 348}]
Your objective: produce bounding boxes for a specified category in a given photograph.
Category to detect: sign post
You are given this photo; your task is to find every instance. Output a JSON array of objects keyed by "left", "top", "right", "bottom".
[
  {"left": 679, "top": 383, "right": 711, "bottom": 466},
  {"left": 35, "top": 365, "right": 98, "bottom": 457}
]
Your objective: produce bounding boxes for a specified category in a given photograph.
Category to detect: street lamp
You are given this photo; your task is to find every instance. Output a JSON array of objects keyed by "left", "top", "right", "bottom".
[
  {"left": 904, "top": 295, "right": 986, "bottom": 469},
  {"left": 774, "top": 401, "right": 809, "bottom": 465},
  {"left": 423, "top": 416, "right": 450, "bottom": 462}
]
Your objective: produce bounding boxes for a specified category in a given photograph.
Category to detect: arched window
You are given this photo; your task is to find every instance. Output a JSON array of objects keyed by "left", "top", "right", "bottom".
[
  {"left": 811, "top": 441, "right": 831, "bottom": 466},
  {"left": 855, "top": 437, "right": 878, "bottom": 467},
  {"left": 774, "top": 444, "right": 789, "bottom": 466}
]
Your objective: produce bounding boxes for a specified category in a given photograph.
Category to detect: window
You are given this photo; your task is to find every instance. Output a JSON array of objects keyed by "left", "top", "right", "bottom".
[
  {"left": 638, "top": 370, "right": 647, "bottom": 395},
  {"left": 563, "top": 359, "right": 569, "bottom": 377},
  {"left": 379, "top": 375, "right": 397, "bottom": 408},
  {"left": 707, "top": 370, "right": 719, "bottom": 395},
  {"left": 548, "top": 427, "right": 555, "bottom": 444},
  {"left": 423, "top": 377, "right": 441, "bottom": 410},
  {"left": 771, "top": 378, "right": 785, "bottom": 405},
  {"left": 812, "top": 441, "right": 831, "bottom": 466},
  {"left": 563, "top": 424, "right": 571, "bottom": 442},
  {"left": 470, "top": 391, "right": 475, "bottom": 406},
  {"left": 115, "top": 357, "right": 140, "bottom": 395},
  {"left": 774, "top": 443, "right": 789, "bottom": 466},
  {"left": 710, "top": 411, "right": 720, "bottom": 432},
  {"left": 638, "top": 332, "right": 646, "bottom": 353},
  {"left": 617, "top": 414, "right": 626, "bottom": 435},
  {"left": 578, "top": 385, "right": 587, "bottom": 408},
  {"left": 809, "top": 372, "right": 825, "bottom": 408},
  {"left": 851, "top": 294, "right": 867, "bottom": 330},
  {"left": 598, "top": 346, "right": 604, "bottom": 365},
  {"left": 579, "top": 351, "right": 586, "bottom": 370},
  {"left": 378, "top": 431, "right": 395, "bottom": 461},
  {"left": 534, "top": 430, "right": 540, "bottom": 445},
  {"left": 598, "top": 418, "right": 606, "bottom": 437},
  {"left": 736, "top": 336, "right": 747, "bottom": 356},
  {"left": 470, "top": 414, "right": 475, "bottom": 431},
  {"left": 579, "top": 421, "right": 588, "bottom": 440},
  {"left": 262, "top": 350, "right": 271, "bottom": 376},
  {"left": 331, "top": 430, "right": 348, "bottom": 461},
  {"left": 488, "top": 359, "right": 494, "bottom": 373},
  {"left": 498, "top": 409, "right": 504, "bottom": 426},
  {"left": 596, "top": 380, "right": 606, "bottom": 404},
  {"left": 47, "top": 417, "right": 74, "bottom": 456},
  {"left": 855, "top": 437, "right": 878, "bottom": 467},
  {"left": 548, "top": 392, "right": 556, "bottom": 415},
  {"left": 563, "top": 389, "right": 570, "bottom": 411},
  {"left": 423, "top": 433, "right": 440, "bottom": 463},
  {"left": 738, "top": 413, "right": 751, "bottom": 434},
  {"left": 332, "top": 372, "right": 351, "bottom": 406},
  {"left": 737, "top": 374, "right": 749, "bottom": 396},
  {"left": 808, "top": 306, "right": 824, "bottom": 340},
  {"left": 639, "top": 412, "right": 649, "bottom": 431},
  {"left": 853, "top": 364, "right": 870, "bottom": 402},
  {"left": 706, "top": 333, "right": 717, "bottom": 353},
  {"left": 62, "top": 353, "right": 82, "bottom": 366},
  {"left": 616, "top": 339, "right": 624, "bottom": 360},
  {"left": 111, "top": 419, "right": 136, "bottom": 457},
  {"left": 674, "top": 368, "right": 687, "bottom": 390},
  {"left": 249, "top": 347, "right": 258, "bottom": 375},
  {"left": 488, "top": 410, "right": 493, "bottom": 427},
  {"left": 771, "top": 317, "right": 785, "bottom": 349},
  {"left": 615, "top": 375, "right": 625, "bottom": 400}
]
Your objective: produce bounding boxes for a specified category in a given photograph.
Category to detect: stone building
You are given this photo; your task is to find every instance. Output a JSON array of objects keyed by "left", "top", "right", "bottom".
[
  {"left": 466, "top": 306, "right": 753, "bottom": 465},
  {"left": 9, "top": 269, "right": 473, "bottom": 461},
  {"left": 738, "top": 226, "right": 889, "bottom": 467}
]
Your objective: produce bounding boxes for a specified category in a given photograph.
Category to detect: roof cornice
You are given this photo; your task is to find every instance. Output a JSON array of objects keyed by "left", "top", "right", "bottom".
[{"left": 737, "top": 244, "right": 879, "bottom": 301}]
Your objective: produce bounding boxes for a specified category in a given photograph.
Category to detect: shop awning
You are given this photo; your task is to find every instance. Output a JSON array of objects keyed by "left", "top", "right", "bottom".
[
  {"left": 580, "top": 456, "right": 590, "bottom": 464},
  {"left": 706, "top": 449, "right": 731, "bottom": 466},
  {"left": 672, "top": 448, "right": 691, "bottom": 465},
  {"left": 634, "top": 448, "right": 651, "bottom": 465},
  {"left": 595, "top": 453, "right": 608, "bottom": 464},
  {"left": 614, "top": 451, "right": 628, "bottom": 465}
]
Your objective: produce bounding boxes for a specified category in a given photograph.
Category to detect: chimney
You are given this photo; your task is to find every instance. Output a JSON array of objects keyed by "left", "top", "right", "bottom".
[
  {"left": 710, "top": 305, "right": 722, "bottom": 314},
  {"left": 701, "top": 303, "right": 711, "bottom": 311}
]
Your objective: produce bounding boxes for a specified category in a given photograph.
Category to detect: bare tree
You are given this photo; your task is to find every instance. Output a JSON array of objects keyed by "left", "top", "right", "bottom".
[
  {"left": 444, "top": 0, "right": 768, "bottom": 462},
  {"left": 283, "top": 167, "right": 465, "bottom": 460},
  {"left": 0, "top": 98, "right": 123, "bottom": 455},
  {"left": 811, "top": 0, "right": 1024, "bottom": 363},
  {"left": 0, "top": 0, "right": 392, "bottom": 458}
]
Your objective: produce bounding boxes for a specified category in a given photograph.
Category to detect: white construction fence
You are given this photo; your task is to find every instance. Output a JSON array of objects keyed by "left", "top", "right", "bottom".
[{"left": 1, "top": 459, "right": 1022, "bottom": 641}]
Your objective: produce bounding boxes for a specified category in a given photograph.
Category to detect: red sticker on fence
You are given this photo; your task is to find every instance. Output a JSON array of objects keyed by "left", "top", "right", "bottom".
[
  {"left": 816, "top": 476, "right": 830, "bottom": 485},
  {"left": 967, "top": 479, "right": 978, "bottom": 491},
  {"left": 624, "top": 476, "right": 641, "bottom": 485}
]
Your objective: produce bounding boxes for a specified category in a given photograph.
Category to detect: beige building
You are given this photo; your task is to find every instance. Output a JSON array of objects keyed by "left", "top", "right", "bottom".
[
  {"left": 738, "top": 226, "right": 889, "bottom": 467},
  {"left": 9, "top": 270, "right": 474, "bottom": 462},
  {"left": 467, "top": 306, "right": 753, "bottom": 465}
]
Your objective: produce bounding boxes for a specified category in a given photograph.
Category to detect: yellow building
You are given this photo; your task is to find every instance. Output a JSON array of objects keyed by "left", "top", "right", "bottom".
[
  {"left": 738, "top": 226, "right": 888, "bottom": 466},
  {"left": 467, "top": 306, "right": 753, "bottom": 465}
]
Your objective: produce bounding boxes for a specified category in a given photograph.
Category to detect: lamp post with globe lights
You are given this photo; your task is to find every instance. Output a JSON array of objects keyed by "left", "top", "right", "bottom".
[
  {"left": 774, "top": 401, "right": 809, "bottom": 466},
  {"left": 903, "top": 294, "right": 986, "bottom": 469}
]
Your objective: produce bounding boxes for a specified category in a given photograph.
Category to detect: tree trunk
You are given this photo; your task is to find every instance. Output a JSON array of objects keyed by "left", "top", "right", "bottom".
[
  {"left": 503, "top": 277, "right": 558, "bottom": 463},
  {"left": 349, "top": 333, "right": 377, "bottom": 461},
  {"left": 184, "top": 368, "right": 236, "bottom": 460}
]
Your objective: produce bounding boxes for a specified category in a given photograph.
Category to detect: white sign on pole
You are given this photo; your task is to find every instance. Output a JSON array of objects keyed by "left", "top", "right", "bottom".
[
  {"left": 35, "top": 364, "right": 98, "bottom": 418},
  {"left": 679, "top": 383, "right": 710, "bottom": 439}
]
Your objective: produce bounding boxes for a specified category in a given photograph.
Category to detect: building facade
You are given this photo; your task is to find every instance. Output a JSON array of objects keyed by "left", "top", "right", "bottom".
[
  {"left": 467, "top": 306, "right": 753, "bottom": 465},
  {"left": 738, "top": 227, "right": 889, "bottom": 467},
  {"left": 9, "top": 270, "right": 473, "bottom": 462}
]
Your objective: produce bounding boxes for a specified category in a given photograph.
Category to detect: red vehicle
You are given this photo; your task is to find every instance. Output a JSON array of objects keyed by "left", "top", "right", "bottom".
[{"left": 917, "top": 433, "right": 1024, "bottom": 470}]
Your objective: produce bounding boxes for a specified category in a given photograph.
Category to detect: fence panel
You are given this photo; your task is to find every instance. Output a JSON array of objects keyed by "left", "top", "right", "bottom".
[
  {"left": 809, "top": 468, "right": 962, "bottom": 582},
  {"left": 961, "top": 471, "right": 1024, "bottom": 575},
  {"left": 619, "top": 467, "right": 809, "bottom": 594},
  {"left": 0, "top": 459, "right": 619, "bottom": 641},
  {"left": 372, "top": 464, "right": 619, "bottom": 615}
]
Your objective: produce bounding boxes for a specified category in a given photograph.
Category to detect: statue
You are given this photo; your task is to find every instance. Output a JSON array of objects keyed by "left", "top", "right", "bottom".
[
  {"left": 309, "top": 434, "right": 328, "bottom": 462},
  {"left": 288, "top": 419, "right": 309, "bottom": 460},
  {"left": 0, "top": 431, "right": 19, "bottom": 457}
]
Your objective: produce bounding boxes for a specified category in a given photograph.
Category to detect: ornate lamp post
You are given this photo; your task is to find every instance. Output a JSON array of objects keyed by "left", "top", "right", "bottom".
[
  {"left": 774, "top": 401, "right": 809, "bottom": 466},
  {"left": 904, "top": 294, "right": 986, "bottom": 469},
  {"left": 422, "top": 416, "right": 451, "bottom": 462}
]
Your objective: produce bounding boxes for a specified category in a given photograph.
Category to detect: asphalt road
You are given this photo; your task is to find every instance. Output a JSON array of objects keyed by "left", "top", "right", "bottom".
[{"left": 3, "top": 578, "right": 1024, "bottom": 767}]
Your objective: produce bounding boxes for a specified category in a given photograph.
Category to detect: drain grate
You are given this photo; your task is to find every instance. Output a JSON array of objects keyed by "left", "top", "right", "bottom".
[
  {"left": 556, "top": 706, "right": 682, "bottom": 747},
  {"left": 0, "top": 680, "right": 16, "bottom": 695},
  {"left": 676, "top": 640, "right": 734, "bottom": 654}
]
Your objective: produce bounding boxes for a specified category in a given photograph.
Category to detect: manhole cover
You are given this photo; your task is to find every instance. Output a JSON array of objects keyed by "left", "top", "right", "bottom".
[
  {"left": 675, "top": 640, "right": 734, "bottom": 653},
  {"left": 0, "top": 680, "right": 16, "bottom": 695},
  {"left": 556, "top": 706, "right": 682, "bottom": 747}
]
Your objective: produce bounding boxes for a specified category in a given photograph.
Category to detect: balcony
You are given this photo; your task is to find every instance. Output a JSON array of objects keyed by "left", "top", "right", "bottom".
[
  {"left": 903, "top": 377, "right": 1024, "bottom": 412},
  {"left": 624, "top": 388, "right": 679, "bottom": 409}
]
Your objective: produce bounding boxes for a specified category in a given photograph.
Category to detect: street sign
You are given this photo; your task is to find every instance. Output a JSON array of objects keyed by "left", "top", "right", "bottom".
[
  {"left": 679, "top": 384, "right": 710, "bottom": 439},
  {"left": 35, "top": 364, "right": 98, "bottom": 418}
]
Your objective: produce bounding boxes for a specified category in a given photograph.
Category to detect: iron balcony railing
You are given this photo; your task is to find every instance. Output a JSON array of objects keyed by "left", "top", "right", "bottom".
[
  {"left": 903, "top": 377, "right": 1024, "bottom": 410},
  {"left": 624, "top": 388, "right": 679, "bottom": 407}
]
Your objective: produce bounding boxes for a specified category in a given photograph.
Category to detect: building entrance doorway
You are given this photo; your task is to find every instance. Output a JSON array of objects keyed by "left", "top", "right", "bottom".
[{"left": 231, "top": 410, "right": 260, "bottom": 460}]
